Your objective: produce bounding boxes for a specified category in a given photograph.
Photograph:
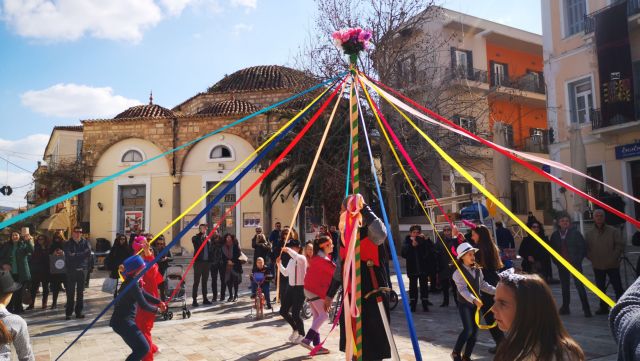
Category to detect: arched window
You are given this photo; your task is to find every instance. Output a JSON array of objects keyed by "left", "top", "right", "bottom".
[
  {"left": 122, "top": 150, "right": 143, "bottom": 163},
  {"left": 210, "top": 145, "right": 232, "bottom": 160}
]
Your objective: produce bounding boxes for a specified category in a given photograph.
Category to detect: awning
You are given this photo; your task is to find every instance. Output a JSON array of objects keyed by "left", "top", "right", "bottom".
[{"left": 38, "top": 211, "right": 70, "bottom": 231}]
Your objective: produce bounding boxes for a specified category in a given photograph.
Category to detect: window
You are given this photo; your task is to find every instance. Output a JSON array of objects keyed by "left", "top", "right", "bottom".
[
  {"left": 455, "top": 183, "right": 473, "bottom": 209},
  {"left": 504, "top": 124, "right": 514, "bottom": 147},
  {"left": 453, "top": 115, "right": 478, "bottom": 145},
  {"left": 210, "top": 145, "right": 232, "bottom": 160},
  {"left": 122, "top": 150, "right": 143, "bottom": 163},
  {"left": 533, "top": 182, "right": 552, "bottom": 211},
  {"left": 564, "top": 0, "right": 586, "bottom": 37},
  {"left": 450, "top": 48, "right": 473, "bottom": 79},
  {"left": 586, "top": 165, "right": 604, "bottom": 196},
  {"left": 568, "top": 77, "right": 593, "bottom": 123},
  {"left": 491, "top": 61, "right": 508, "bottom": 87},
  {"left": 510, "top": 181, "right": 528, "bottom": 215},
  {"left": 76, "top": 140, "right": 83, "bottom": 162}
]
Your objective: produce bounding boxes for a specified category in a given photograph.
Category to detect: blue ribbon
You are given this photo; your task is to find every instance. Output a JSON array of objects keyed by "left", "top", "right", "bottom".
[
  {"left": 357, "top": 95, "right": 423, "bottom": 360},
  {"left": 54, "top": 80, "right": 339, "bottom": 360},
  {"left": 1, "top": 73, "right": 346, "bottom": 231}
]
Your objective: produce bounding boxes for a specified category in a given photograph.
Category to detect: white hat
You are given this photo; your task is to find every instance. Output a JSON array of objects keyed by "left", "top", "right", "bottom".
[{"left": 456, "top": 242, "right": 478, "bottom": 260}]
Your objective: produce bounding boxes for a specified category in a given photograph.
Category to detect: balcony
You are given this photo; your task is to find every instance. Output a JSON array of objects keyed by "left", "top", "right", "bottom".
[
  {"left": 584, "top": 0, "right": 640, "bottom": 35},
  {"left": 591, "top": 108, "right": 640, "bottom": 134},
  {"left": 521, "top": 135, "right": 549, "bottom": 154},
  {"left": 448, "top": 66, "right": 489, "bottom": 83}
]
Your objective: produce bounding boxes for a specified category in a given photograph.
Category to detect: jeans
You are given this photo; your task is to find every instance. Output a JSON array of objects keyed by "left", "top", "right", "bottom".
[
  {"left": 251, "top": 281, "right": 271, "bottom": 306},
  {"left": 558, "top": 263, "right": 590, "bottom": 312},
  {"left": 210, "top": 263, "right": 226, "bottom": 300},
  {"left": 66, "top": 270, "right": 85, "bottom": 317},
  {"left": 408, "top": 275, "right": 428, "bottom": 307},
  {"left": 279, "top": 285, "right": 305, "bottom": 336},
  {"left": 192, "top": 261, "right": 210, "bottom": 302},
  {"left": 594, "top": 267, "right": 624, "bottom": 308},
  {"left": 454, "top": 303, "right": 478, "bottom": 356},
  {"left": 112, "top": 319, "right": 150, "bottom": 361}
]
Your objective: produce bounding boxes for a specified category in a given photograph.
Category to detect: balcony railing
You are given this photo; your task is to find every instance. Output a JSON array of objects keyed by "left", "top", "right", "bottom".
[
  {"left": 448, "top": 66, "right": 488, "bottom": 83},
  {"left": 490, "top": 73, "right": 546, "bottom": 95},
  {"left": 521, "top": 135, "right": 549, "bottom": 153},
  {"left": 591, "top": 108, "right": 638, "bottom": 130},
  {"left": 584, "top": 0, "right": 640, "bottom": 35}
]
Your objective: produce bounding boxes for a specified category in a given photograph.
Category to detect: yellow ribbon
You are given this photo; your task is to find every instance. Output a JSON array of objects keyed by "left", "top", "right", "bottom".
[
  {"left": 359, "top": 76, "right": 496, "bottom": 329},
  {"left": 364, "top": 75, "right": 615, "bottom": 308}
]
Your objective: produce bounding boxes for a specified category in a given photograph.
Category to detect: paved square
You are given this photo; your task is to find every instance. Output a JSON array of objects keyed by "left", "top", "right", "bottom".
[{"left": 23, "top": 250, "right": 637, "bottom": 361}]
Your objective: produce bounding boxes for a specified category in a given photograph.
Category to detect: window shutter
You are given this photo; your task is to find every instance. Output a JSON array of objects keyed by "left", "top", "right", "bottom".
[
  {"left": 466, "top": 50, "right": 474, "bottom": 79},
  {"left": 503, "top": 63, "right": 510, "bottom": 84},
  {"left": 450, "top": 47, "right": 457, "bottom": 70},
  {"left": 489, "top": 60, "right": 496, "bottom": 86}
]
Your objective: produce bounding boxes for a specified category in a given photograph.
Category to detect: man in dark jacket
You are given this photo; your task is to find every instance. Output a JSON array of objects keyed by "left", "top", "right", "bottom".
[
  {"left": 495, "top": 221, "right": 515, "bottom": 250},
  {"left": 191, "top": 224, "right": 211, "bottom": 306},
  {"left": 64, "top": 226, "right": 91, "bottom": 320},
  {"left": 401, "top": 225, "right": 434, "bottom": 312},
  {"left": 209, "top": 232, "right": 225, "bottom": 302},
  {"left": 550, "top": 213, "right": 592, "bottom": 317}
]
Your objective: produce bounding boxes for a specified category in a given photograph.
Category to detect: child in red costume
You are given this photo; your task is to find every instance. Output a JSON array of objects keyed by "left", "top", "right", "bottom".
[{"left": 132, "top": 236, "right": 163, "bottom": 361}]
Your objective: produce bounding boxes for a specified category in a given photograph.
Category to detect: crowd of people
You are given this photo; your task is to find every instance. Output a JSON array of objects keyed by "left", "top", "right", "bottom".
[{"left": 0, "top": 199, "right": 639, "bottom": 361}]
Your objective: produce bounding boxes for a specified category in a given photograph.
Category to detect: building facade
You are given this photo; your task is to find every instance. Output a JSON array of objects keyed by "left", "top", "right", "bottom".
[
  {"left": 395, "top": 8, "right": 553, "bottom": 230},
  {"left": 80, "top": 65, "right": 316, "bottom": 251},
  {"left": 542, "top": 0, "right": 640, "bottom": 237}
]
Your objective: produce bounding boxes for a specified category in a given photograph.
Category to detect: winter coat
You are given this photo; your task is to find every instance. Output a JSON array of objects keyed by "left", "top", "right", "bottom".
[
  {"left": 251, "top": 234, "right": 272, "bottom": 263},
  {"left": 105, "top": 242, "right": 133, "bottom": 279},
  {"left": 586, "top": 224, "right": 624, "bottom": 270},
  {"left": 2, "top": 241, "right": 34, "bottom": 283},
  {"left": 401, "top": 235, "right": 435, "bottom": 277},
  {"left": 29, "top": 242, "right": 50, "bottom": 277},
  {"left": 519, "top": 234, "right": 551, "bottom": 274},
  {"left": 550, "top": 227, "right": 587, "bottom": 268}
]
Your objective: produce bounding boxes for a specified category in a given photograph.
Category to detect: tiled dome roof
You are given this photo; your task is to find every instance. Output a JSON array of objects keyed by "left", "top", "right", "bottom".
[
  {"left": 197, "top": 100, "right": 259, "bottom": 117},
  {"left": 114, "top": 102, "right": 174, "bottom": 119},
  {"left": 207, "top": 65, "right": 316, "bottom": 93}
]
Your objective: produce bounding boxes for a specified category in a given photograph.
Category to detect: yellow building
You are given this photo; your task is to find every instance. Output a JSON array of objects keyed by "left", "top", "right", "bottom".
[{"left": 80, "top": 65, "right": 316, "bottom": 251}]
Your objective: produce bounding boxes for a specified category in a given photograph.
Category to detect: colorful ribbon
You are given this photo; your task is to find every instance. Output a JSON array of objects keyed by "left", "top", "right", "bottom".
[
  {"left": 369, "top": 80, "right": 615, "bottom": 308},
  {"left": 0, "top": 74, "right": 346, "bottom": 232},
  {"left": 354, "top": 85, "right": 423, "bottom": 361}
]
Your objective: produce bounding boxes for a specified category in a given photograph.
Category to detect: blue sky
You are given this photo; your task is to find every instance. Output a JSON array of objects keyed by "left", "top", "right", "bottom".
[{"left": 0, "top": 0, "right": 541, "bottom": 208}]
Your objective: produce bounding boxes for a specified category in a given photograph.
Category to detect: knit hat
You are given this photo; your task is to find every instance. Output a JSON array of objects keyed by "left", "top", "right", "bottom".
[
  {"left": 456, "top": 242, "right": 478, "bottom": 260},
  {"left": 123, "top": 255, "right": 145, "bottom": 276}
]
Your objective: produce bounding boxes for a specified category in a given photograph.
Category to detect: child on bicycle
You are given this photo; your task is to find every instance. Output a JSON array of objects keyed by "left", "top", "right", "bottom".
[
  {"left": 250, "top": 257, "right": 273, "bottom": 309},
  {"left": 300, "top": 236, "right": 336, "bottom": 354}
]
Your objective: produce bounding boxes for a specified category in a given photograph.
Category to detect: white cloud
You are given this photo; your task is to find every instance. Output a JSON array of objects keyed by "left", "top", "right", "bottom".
[
  {"left": 21, "top": 83, "right": 141, "bottom": 119},
  {"left": 232, "top": 23, "right": 253, "bottom": 36},
  {"left": 0, "top": 134, "right": 49, "bottom": 159},
  {"left": 160, "top": 0, "right": 195, "bottom": 16},
  {"left": 0, "top": 135, "right": 49, "bottom": 209},
  {"left": 230, "top": 0, "right": 256, "bottom": 11},
  {"left": 2, "top": 0, "right": 163, "bottom": 42}
]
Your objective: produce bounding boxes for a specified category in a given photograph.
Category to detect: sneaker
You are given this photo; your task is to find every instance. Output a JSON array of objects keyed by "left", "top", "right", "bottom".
[
  {"left": 300, "top": 338, "right": 313, "bottom": 350},
  {"left": 203, "top": 299, "right": 212, "bottom": 305},
  {"left": 451, "top": 352, "right": 462, "bottom": 361},
  {"left": 314, "top": 347, "right": 330, "bottom": 355},
  {"left": 192, "top": 301, "right": 199, "bottom": 307},
  {"left": 292, "top": 335, "right": 305, "bottom": 344},
  {"left": 75, "top": 314, "right": 85, "bottom": 319},
  {"left": 288, "top": 330, "right": 298, "bottom": 343}
]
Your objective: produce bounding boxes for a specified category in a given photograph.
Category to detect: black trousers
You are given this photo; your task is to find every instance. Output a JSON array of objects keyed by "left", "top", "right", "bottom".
[
  {"left": 279, "top": 285, "right": 305, "bottom": 336},
  {"left": 112, "top": 319, "right": 150, "bottom": 361},
  {"left": 594, "top": 267, "right": 624, "bottom": 308},
  {"left": 408, "top": 275, "right": 428, "bottom": 307},
  {"left": 29, "top": 273, "right": 50, "bottom": 307},
  {"left": 210, "top": 263, "right": 226, "bottom": 299},
  {"left": 65, "top": 270, "right": 85, "bottom": 317},
  {"left": 558, "top": 264, "right": 590, "bottom": 312},
  {"left": 192, "top": 261, "right": 210, "bottom": 302}
]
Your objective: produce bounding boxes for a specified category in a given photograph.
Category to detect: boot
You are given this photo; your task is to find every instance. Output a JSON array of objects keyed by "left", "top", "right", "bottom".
[
  {"left": 410, "top": 302, "right": 416, "bottom": 313},
  {"left": 42, "top": 295, "right": 48, "bottom": 310}
]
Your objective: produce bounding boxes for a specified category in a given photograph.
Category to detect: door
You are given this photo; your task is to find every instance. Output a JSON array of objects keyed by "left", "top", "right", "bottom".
[
  {"left": 574, "top": 82, "right": 594, "bottom": 123},
  {"left": 206, "top": 182, "right": 237, "bottom": 236},
  {"left": 493, "top": 62, "right": 506, "bottom": 86},
  {"left": 631, "top": 160, "right": 640, "bottom": 220},
  {"left": 119, "top": 185, "right": 146, "bottom": 233}
]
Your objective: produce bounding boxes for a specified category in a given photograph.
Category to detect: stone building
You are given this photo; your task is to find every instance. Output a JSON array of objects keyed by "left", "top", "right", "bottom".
[{"left": 81, "top": 65, "right": 317, "bottom": 251}]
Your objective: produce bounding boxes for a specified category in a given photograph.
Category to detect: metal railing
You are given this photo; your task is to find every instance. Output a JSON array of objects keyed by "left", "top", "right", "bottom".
[
  {"left": 521, "top": 135, "right": 549, "bottom": 153},
  {"left": 591, "top": 108, "right": 637, "bottom": 130},
  {"left": 584, "top": 0, "right": 640, "bottom": 35}
]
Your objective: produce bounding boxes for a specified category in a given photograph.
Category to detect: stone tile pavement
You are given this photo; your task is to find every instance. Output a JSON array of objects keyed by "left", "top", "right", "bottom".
[{"left": 20, "top": 249, "right": 639, "bottom": 360}]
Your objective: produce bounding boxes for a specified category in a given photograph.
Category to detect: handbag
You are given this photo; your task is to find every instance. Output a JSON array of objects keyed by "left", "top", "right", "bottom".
[
  {"left": 238, "top": 251, "right": 248, "bottom": 264},
  {"left": 49, "top": 254, "right": 66, "bottom": 274},
  {"left": 102, "top": 277, "right": 118, "bottom": 294},
  {"left": 21, "top": 288, "right": 32, "bottom": 306}
]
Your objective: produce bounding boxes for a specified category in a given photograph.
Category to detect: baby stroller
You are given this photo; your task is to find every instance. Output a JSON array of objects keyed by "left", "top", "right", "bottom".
[{"left": 162, "top": 264, "right": 191, "bottom": 320}]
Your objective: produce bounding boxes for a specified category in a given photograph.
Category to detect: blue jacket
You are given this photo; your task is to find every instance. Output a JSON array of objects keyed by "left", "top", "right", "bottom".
[
  {"left": 110, "top": 279, "right": 160, "bottom": 326},
  {"left": 64, "top": 238, "right": 91, "bottom": 271}
]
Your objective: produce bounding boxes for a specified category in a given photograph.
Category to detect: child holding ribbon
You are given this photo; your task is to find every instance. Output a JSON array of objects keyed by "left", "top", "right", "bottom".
[
  {"left": 451, "top": 242, "right": 496, "bottom": 361},
  {"left": 110, "top": 255, "right": 166, "bottom": 361}
]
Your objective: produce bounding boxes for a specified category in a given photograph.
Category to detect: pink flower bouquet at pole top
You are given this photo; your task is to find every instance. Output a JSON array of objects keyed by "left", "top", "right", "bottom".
[{"left": 332, "top": 27, "right": 373, "bottom": 56}]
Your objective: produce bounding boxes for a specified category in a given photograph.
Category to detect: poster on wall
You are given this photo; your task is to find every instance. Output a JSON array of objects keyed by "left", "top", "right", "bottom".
[
  {"left": 304, "top": 206, "right": 324, "bottom": 234},
  {"left": 243, "top": 212, "right": 261, "bottom": 228},
  {"left": 124, "top": 211, "right": 144, "bottom": 233}
]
